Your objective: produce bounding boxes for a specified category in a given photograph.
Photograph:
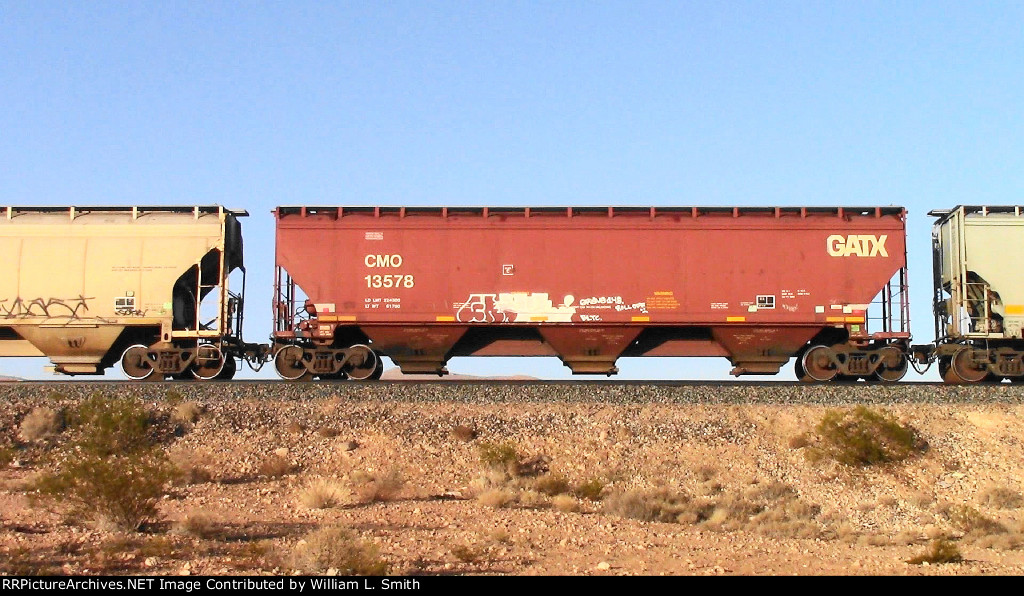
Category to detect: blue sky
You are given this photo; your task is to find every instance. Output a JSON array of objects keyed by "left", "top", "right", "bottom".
[{"left": 1, "top": 1, "right": 1022, "bottom": 380}]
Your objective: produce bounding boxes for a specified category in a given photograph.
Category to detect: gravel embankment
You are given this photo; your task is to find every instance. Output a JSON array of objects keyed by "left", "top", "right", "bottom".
[
  {"left": 2, "top": 380, "right": 1023, "bottom": 405},
  {"left": 3, "top": 382, "right": 1024, "bottom": 576}
]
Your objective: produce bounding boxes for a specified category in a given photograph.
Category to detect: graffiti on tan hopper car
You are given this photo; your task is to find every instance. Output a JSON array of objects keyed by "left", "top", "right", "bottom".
[{"left": 0, "top": 295, "right": 94, "bottom": 320}]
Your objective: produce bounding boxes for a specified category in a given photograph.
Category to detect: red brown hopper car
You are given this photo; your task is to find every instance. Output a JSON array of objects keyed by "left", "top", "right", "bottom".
[{"left": 272, "top": 206, "right": 910, "bottom": 382}]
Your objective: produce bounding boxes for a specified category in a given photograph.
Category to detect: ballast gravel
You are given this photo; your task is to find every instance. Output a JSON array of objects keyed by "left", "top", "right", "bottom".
[{"left": 1, "top": 380, "right": 1023, "bottom": 576}]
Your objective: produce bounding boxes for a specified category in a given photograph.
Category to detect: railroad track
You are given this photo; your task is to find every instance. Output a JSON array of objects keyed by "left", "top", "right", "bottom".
[{"left": 0, "top": 378, "right": 994, "bottom": 388}]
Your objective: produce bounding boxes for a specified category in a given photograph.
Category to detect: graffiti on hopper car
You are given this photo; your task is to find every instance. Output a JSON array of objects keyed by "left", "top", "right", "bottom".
[
  {"left": 455, "top": 292, "right": 578, "bottom": 323},
  {"left": 0, "top": 295, "right": 94, "bottom": 320},
  {"left": 455, "top": 294, "right": 510, "bottom": 323}
]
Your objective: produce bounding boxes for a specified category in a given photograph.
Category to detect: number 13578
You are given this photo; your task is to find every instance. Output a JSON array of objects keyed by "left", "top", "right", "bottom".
[{"left": 365, "top": 274, "right": 414, "bottom": 289}]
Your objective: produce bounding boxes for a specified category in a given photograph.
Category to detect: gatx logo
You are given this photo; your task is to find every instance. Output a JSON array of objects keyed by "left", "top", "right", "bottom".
[{"left": 826, "top": 234, "right": 888, "bottom": 257}]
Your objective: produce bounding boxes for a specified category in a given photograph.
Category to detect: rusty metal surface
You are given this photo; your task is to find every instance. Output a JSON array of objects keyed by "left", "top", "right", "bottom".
[{"left": 274, "top": 206, "right": 908, "bottom": 375}]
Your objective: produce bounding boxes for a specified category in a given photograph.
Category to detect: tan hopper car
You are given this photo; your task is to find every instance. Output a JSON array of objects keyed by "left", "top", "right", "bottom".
[
  {"left": 925, "top": 206, "right": 1024, "bottom": 383},
  {"left": 0, "top": 206, "right": 267, "bottom": 379}
]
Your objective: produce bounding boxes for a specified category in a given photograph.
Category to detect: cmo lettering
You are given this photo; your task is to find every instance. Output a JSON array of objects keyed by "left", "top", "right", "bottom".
[{"left": 364, "top": 254, "right": 404, "bottom": 268}]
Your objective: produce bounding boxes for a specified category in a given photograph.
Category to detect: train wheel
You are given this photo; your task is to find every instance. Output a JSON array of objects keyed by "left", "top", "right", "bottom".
[
  {"left": 794, "top": 354, "right": 809, "bottom": 382},
  {"left": 938, "top": 356, "right": 955, "bottom": 383},
  {"left": 948, "top": 347, "right": 987, "bottom": 383},
  {"left": 216, "top": 356, "right": 237, "bottom": 380},
  {"left": 274, "top": 345, "right": 311, "bottom": 381},
  {"left": 370, "top": 355, "right": 384, "bottom": 380},
  {"left": 345, "top": 344, "right": 379, "bottom": 381},
  {"left": 192, "top": 346, "right": 225, "bottom": 380},
  {"left": 121, "top": 344, "right": 158, "bottom": 380},
  {"left": 800, "top": 345, "right": 838, "bottom": 382},
  {"left": 873, "top": 347, "right": 908, "bottom": 382}
]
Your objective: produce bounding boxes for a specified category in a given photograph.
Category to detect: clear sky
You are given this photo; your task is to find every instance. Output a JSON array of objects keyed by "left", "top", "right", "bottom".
[{"left": 1, "top": 1, "right": 1021, "bottom": 380}]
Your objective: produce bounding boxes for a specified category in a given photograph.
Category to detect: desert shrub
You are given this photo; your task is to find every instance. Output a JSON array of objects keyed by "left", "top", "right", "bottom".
[
  {"left": 171, "top": 401, "right": 203, "bottom": 426},
  {"left": 518, "top": 489, "right": 548, "bottom": 508},
  {"left": 746, "top": 498, "right": 823, "bottom": 539},
  {"left": 169, "top": 451, "right": 214, "bottom": 485},
  {"left": 534, "top": 474, "right": 571, "bottom": 496},
  {"left": 20, "top": 407, "right": 64, "bottom": 442},
  {"left": 877, "top": 495, "right": 898, "bottom": 508},
  {"left": 34, "top": 451, "right": 176, "bottom": 531},
  {"left": 946, "top": 505, "right": 1007, "bottom": 535},
  {"left": 552, "top": 494, "right": 580, "bottom": 513},
  {"left": 101, "top": 535, "right": 179, "bottom": 561},
  {"left": 603, "top": 488, "right": 693, "bottom": 523},
  {"left": 0, "top": 445, "right": 16, "bottom": 468},
  {"left": 451, "top": 545, "right": 482, "bottom": 563},
  {"left": 517, "top": 455, "right": 551, "bottom": 477},
  {"left": 907, "top": 539, "right": 963, "bottom": 565},
  {"left": 66, "top": 395, "right": 153, "bottom": 457},
  {"left": 300, "top": 479, "right": 351, "bottom": 509},
  {"left": 980, "top": 486, "right": 1024, "bottom": 510},
  {"left": 349, "top": 469, "right": 405, "bottom": 503},
  {"left": 744, "top": 481, "right": 797, "bottom": 502},
  {"left": 478, "top": 441, "right": 521, "bottom": 475},
  {"left": 972, "top": 533, "right": 1024, "bottom": 550},
  {"left": 910, "top": 492, "right": 935, "bottom": 507},
  {"left": 291, "top": 527, "right": 389, "bottom": 575},
  {"left": 574, "top": 478, "right": 606, "bottom": 501},
  {"left": 807, "top": 406, "right": 926, "bottom": 466},
  {"left": 452, "top": 425, "right": 477, "bottom": 442},
  {"left": 698, "top": 481, "right": 724, "bottom": 496},
  {"left": 788, "top": 433, "right": 811, "bottom": 449},
  {"left": 650, "top": 480, "right": 825, "bottom": 537},
  {"left": 0, "top": 546, "right": 61, "bottom": 575},
  {"left": 173, "top": 511, "right": 218, "bottom": 538},
  {"left": 891, "top": 530, "right": 924, "bottom": 546},
  {"left": 468, "top": 466, "right": 513, "bottom": 496},
  {"left": 175, "top": 464, "right": 213, "bottom": 485},
  {"left": 31, "top": 394, "right": 174, "bottom": 531},
  {"left": 477, "top": 488, "right": 516, "bottom": 508},
  {"left": 835, "top": 523, "right": 859, "bottom": 543},
  {"left": 258, "top": 454, "right": 293, "bottom": 478},
  {"left": 695, "top": 465, "right": 718, "bottom": 481},
  {"left": 856, "top": 534, "right": 889, "bottom": 546},
  {"left": 476, "top": 441, "right": 550, "bottom": 479},
  {"left": 706, "top": 493, "right": 763, "bottom": 526}
]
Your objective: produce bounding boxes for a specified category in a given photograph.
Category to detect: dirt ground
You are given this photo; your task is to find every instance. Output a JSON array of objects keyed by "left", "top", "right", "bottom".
[{"left": 3, "top": 393, "right": 1024, "bottom": 576}]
